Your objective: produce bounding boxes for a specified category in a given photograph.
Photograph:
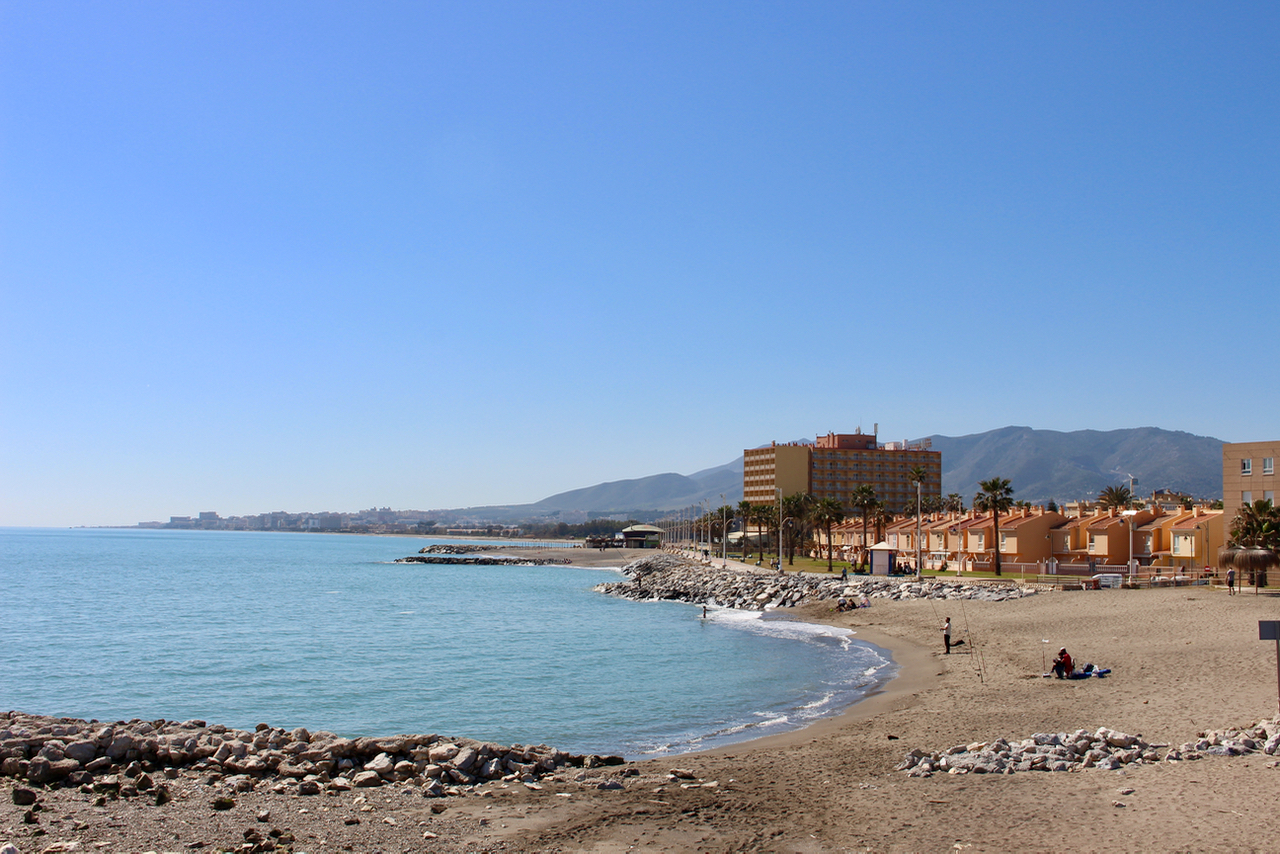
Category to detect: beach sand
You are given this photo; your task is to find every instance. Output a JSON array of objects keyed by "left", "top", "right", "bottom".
[{"left": 5, "top": 548, "right": 1280, "bottom": 853}]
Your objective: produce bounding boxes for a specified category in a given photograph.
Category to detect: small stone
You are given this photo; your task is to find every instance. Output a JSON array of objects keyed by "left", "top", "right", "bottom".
[
  {"left": 12, "top": 787, "right": 39, "bottom": 805},
  {"left": 211, "top": 796, "right": 236, "bottom": 810}
]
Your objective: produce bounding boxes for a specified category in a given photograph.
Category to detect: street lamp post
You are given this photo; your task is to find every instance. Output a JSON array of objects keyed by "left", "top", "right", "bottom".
[
  {"left": 776, "top": 488, "right": 783, "bottom": 570},
  {"left": 1122, "top": 509, "right": 1139, "bottom": 584},
  {"left": 720, "top": 493, "right": 727, "bottom": 565},
  {"left": 915, "top": 478, "right": 923, "bottom": 580}
]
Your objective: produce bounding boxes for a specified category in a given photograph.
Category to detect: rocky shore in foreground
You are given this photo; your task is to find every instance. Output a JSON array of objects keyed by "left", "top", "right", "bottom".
[
  {"left": 0, "top": 711, "right": 620, "bottom": 800},
  {"left": 593, "top": 552, "right": 1036, "bottom": 610}
]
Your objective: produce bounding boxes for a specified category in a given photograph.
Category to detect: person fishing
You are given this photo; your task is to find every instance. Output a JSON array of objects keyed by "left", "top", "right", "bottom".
[{"left": 1052, "top": 648, "right": 1074, "bottom": 679}]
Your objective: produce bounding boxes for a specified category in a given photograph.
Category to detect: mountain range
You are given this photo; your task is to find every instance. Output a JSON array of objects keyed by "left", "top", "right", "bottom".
[{"left": 443, "top": 426, "right": 1223, "bottom": 523}]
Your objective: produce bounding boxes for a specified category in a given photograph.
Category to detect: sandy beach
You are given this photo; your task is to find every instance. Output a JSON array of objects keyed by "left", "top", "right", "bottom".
[{"left": 5, "top": 547, "right": 1280, "bottom": 853}]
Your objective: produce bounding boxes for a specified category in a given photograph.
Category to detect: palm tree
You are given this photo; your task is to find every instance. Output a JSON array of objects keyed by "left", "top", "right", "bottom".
[
  {"left": 754, "top": 502, "right": 780, "bottom": 567},
  {"left": 871, "top": 501, "right": 891, "bottom": 546},
  {"left": 811, "top": 497, "right": 846, "bottom": 572},
  {"left": 781, "top": 492, "right": 814, "bottom": 565},
  {"left": 975, "top": 477, "right": 1015, "bottom": 576},
  {"left": 1098, "top": 485, "right": 1133, "bottom": 511},
  {"left": 944, "top": 493, "right": 965, "bottom": 514},
  {"left": 850, "top": 485, "right": 878, "bottom": 568},
  {"left": 1225, "top": 499, "right": 1280, "bottom": 587},
  {"left": 737, "top": 499, "right": 754, "bottom": 560}
]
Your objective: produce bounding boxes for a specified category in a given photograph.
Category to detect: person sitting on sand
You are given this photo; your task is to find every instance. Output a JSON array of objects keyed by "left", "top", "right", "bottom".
[{"left": 1052, "top": 648, "right": 1074, "bottom": 679}]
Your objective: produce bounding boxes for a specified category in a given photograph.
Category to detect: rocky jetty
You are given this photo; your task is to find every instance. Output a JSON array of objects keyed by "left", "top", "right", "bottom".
[
  {"left": 397, "top": 553, "right": 572, "bottom": 566},
  {"left": 0, "top": 711, "right": 619, "bottom": 799},
  {"left": 419, "top": 544, "right": 502, "bottom": 554},
  {"left": 897, "top": 717, "right": 1280, "bottom": 776},
  {"left": 593, "top": 553, "right": 1035, "bottom": 611}
]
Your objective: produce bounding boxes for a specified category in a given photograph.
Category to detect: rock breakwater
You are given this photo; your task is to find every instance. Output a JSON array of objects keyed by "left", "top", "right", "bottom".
[
  {"left": 0, "top": 711, "right": 618, "bottom": 799},
  {"left": 397, "top": 554, "right": 572, "bottom": 566},
  {"left": 593, "top": 554, "right": 1035, "bottom": 611},
  {"left": 897, "top": 717, "right": 1280, "bottom": 776}
]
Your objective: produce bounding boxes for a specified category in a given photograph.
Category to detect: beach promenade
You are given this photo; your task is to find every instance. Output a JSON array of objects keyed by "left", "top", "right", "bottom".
[{"left": 5, "top": 547, "right": 1280, "bottom": 852}]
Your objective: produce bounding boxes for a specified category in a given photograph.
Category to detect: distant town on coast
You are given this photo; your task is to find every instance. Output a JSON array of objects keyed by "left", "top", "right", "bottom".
[{"left": 130, "top": 425, "right": 1270, "bottom": 546}]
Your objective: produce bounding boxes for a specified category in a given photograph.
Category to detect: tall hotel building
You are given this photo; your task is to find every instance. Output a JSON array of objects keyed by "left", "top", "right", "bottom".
[{"left": 743, "top": 431, "right": 942, "bottom": 512}]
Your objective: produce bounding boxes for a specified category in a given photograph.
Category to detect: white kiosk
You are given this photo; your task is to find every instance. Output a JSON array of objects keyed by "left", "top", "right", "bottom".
[{"left": 868, "top": 541, "right": 897, "bottom": 576}]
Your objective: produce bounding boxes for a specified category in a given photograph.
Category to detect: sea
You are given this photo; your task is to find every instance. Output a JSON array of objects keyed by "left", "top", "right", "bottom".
[{"left": 0, "top": 527, "right": 894, "bottom": 759}]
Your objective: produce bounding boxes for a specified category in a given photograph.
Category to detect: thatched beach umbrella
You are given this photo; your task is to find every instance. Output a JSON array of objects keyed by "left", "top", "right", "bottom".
[{"left": 1219, "top": 546, "right": 1279, "bottom": 594}]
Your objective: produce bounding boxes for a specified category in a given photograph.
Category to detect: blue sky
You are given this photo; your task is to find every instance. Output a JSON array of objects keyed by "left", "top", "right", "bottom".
[{"left": 2, "top": 1, "right": 1277, "bottom": 526}]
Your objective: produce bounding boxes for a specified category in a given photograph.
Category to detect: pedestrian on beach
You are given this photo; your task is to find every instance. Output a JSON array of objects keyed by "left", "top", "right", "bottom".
[
  {"left": 942, "top": 617, "right": 952, "bottom": 654},
  {"left": 1227, "top": 567, "right": 1236, "bottom": 595},
  {"left": 841, "top": 565, "right": 848, "bottom": 581}
]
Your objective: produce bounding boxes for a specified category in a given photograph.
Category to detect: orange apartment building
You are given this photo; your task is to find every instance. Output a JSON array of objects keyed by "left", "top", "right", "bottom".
[
  {"left": 743, "top": 431, "right": 941, "bottom": 513},
  {"left": 1222, "top": 441, "right": 1279, "bottom": 526}
]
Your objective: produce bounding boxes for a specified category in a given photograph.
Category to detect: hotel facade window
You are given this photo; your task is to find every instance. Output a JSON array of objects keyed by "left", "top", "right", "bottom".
[
  {"left": 1265, "top": 457, "right": 1275, "bottom": 475},
  {"left": 1242, "top": 459, "right": 1253, "bottom": 476},
  {"left": 1243, "top": 491, "right": 1252, "bottom": 505}
]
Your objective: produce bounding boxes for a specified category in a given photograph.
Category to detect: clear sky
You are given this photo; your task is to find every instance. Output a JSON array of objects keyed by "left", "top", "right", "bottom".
[{"left": 2, "top": 1, "right": 1277, "bottom": 527}]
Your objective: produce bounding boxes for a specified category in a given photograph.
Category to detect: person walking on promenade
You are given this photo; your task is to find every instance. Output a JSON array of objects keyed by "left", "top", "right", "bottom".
[
  {"left": 942, "top": 617, "right": 952, "bottom": 654},
  {"left": 1227, "top": 567, "right": 1236, "bottom": 595}
]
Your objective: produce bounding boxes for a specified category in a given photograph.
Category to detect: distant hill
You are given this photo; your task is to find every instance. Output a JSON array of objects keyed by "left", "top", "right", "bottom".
[
  {"left": 926, "top": 426, "right": 1223, "bottom": 505},
  {"left": 440, "top": 427, "right": 1223, "bottom": 522}
]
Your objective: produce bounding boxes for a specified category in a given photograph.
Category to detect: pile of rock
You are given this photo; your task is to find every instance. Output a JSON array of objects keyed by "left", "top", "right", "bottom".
[
  {"left": 897, "top": 718, "right": 1280, "bottom": 776},
  {"left": 1167, "top": 717, "right": 1280, "bottom": 760},
  {"left": 594, "top": 554, "right": 1034, "bottom": 611},
  {"left": 397, "top": 554, "right": 572, "bottom": 566},
  {"left": 0, "top": 712, "right": 618, "bottom": 797},
  {"left": 418, "top": 544, "right": 499, "bottom": 554}
]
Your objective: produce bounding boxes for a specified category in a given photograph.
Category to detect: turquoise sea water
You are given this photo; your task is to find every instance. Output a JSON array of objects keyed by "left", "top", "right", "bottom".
[{"left": 0, "top": 528, "right": 893, "bottom": 758}]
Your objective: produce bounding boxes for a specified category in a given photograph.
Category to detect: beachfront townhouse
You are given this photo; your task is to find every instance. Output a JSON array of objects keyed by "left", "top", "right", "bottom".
[
  {"left": 884, "top": 515, "right": 917, "bottom": 554},
  {"left": 923, "top": 514, "right": 962, "bottom": 570},
  {"left": 995, "top": 506, "right": 1068, "bottom": 564},
  {"left": 1052, "top": 512, "right": 1111, "bottom": 567},
  {"left": 1163, "top": 508, "right": 1224, "bottom": 572},
  {"left": 1134, "top": 515, "right": 1165, "bottom": 567}
]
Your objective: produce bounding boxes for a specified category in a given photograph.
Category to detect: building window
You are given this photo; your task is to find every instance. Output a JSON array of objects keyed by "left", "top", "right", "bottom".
[
  {"left": 1265, "top": 458, "right": 1275, "bottom": 475},
  {"left": 1266, "top": 491, "right": 1275, "bottom": 503},
  {"left": 1242, "top": 459, "right": 1252, "bottom": 476},
  {"left": 1173, "top": 537, "right": 1181, "bottom": 556},
  {"left": 1088, "top": 533, "right": 1096, "bottom": 552},
  {"left": 1243, "top": 491, "right": 1252, "bottom": 505}
]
